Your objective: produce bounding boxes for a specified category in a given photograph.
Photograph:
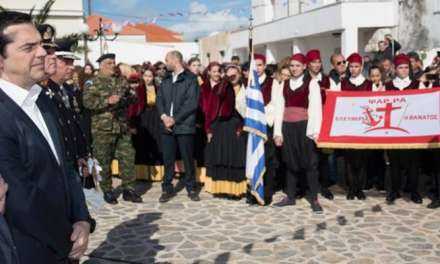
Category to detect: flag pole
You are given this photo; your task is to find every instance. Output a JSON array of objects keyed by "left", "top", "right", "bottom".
[{"left": 248, "top": 13, "right": 253, "bottom": 63}]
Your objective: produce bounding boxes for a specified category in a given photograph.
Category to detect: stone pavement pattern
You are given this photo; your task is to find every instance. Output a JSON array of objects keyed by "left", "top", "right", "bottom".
[{"left": 82, "top": 182, "right": 440, "bottom": 264}]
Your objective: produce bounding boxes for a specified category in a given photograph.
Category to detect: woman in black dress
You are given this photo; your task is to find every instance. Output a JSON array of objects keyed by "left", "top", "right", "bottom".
[
  {"left": 203, "top": 63, "right": 248, "bottom": 198},
  {"left": 133, "top": 68, "right": 164, "bottom": 181}
]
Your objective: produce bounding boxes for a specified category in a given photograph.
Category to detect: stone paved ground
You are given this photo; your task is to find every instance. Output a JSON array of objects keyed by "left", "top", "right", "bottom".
[{"left": 81, "top": 181, "right": 440, "bottom": 264}]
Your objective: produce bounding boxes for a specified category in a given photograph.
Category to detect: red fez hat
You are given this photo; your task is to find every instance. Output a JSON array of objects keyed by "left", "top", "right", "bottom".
[
  {"left": 128, "top": 73, "right": 141, "bottom": 81},
  {"left": 306, "top": 49, "right": 321, "bottom": 63},
  {"left": 290, "top": 53, "right": 307, "bottom": 65},
  {"left": 253, "top": 53, "right": 266, "bottom": 64},
  {"left": 393, "top": 53, "right": 410, "bottom": 67},
  {"left": 347, "top": 53, "right": 363, "bottom": 64}
]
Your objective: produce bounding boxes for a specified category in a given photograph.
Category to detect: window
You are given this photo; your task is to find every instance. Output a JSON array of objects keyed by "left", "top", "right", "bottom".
[{"left": 435, "top": 0, "right": 440, "bottom": 15}]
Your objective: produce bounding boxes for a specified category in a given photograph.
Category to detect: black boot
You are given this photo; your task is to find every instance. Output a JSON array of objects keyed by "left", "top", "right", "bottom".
[
  {"left": 346, "top": 189, "right": 356, "bottom": 200},
  {"left": 188, "top": 190, "right": 201, "bottom": 202},
  {"left": 428, "top": 199, "right": 440, "bottom": 209},
  {"left": 356, "top": 189, "right": 366, "bottom": 200},
  {"left": 310, "top": 199, "right": 323, "bottom": 214},
  {"left": 321, "top": 187, "right": 334, "bottom": 200},
  {"left": 123, "top": 189, "right": 143, "bottom": 203},
  {"left": 103, "top": 190, "right": 118, "bottom": 205},
  {"left": 273, "top": 196, "right": 296, "bottom": 207},
  {"left": 410, "top": 192, "right": 423, "bottom": 204},
  {"left": 386, "top": 191, "right": 400, "bottom": 204}
]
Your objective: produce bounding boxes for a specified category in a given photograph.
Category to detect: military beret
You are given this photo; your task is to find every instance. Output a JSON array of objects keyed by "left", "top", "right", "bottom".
[{"left": 96, "top": 53, "right": 116, "bottom": 63}]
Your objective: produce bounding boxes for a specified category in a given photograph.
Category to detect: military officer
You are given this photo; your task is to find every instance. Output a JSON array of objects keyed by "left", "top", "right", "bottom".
[
  {"left": 83, "top": 53, "right": 142, "bottom": 204},
  {"left": 41, "top": 38, "right": 90, "bottom": 184}
]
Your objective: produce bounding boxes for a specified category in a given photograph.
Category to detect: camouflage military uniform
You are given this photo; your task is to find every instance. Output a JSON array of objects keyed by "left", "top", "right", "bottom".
[{"left": 83, "top": 73, "right": 137, "bottom": 192}]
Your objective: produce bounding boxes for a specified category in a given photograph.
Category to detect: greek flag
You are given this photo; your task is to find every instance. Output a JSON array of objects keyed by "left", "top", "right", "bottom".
[{"left": 244, "top": 60, "right": 267, "bottom": 205}]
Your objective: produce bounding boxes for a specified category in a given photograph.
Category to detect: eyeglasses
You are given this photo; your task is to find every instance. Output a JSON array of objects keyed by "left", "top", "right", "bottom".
[
  {"left": 336, "top": 61, "right": 346, "bottom": 66},
  {"left": 158, "top": 67, "right": 166, "bottom": 70}
]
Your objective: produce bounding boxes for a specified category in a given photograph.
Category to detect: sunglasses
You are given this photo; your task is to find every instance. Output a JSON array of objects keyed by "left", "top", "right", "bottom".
[{"left": 336, "top": 60, "right": 346, "bottom": 66}]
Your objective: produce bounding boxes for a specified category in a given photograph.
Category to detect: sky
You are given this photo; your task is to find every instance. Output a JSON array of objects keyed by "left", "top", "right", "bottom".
[{"left": 83, "top": 0, "right": 251, "bottom": 40}]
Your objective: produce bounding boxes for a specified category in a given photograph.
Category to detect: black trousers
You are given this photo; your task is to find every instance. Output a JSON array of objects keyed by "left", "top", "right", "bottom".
[
  {"left": 319, "top": 151, "right": 333, "bottom": 189},
  {"left": 427, "top": 150, "right": 440, "bottom": 200},
  {"left": 263, "top": 129, "right": 279, "bottom": 202},
  {"left": 344, "top": 150, "right": 368, "bottom": 192},
  {"left": 282, "top": 121, "right": 320, "bottom": 200},
  {"left": 284, "top": 147, "right": 320, "bottom": 201},
  {"left": 161, "top": 133, "right": 196, "bottom": 193},
  {"left": 366, "top": 150, "right": 386, "bottom": 189},
  {"left": 387, "top": 150, "right": 419, "bottom": 193}
]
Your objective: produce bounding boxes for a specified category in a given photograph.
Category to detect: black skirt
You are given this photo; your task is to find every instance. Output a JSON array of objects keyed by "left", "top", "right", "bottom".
[
  {"left": 133, "top": 106, "right": 163, "bottom": 165},
  {"left": 205, "top": 115, "right": 247, "bottom": 183},
  {"left": 281, "top": 120, "right": 319, "bottom": 172},
  {"left": 194, "top": 126, "right": 206, "bottom": 166}
]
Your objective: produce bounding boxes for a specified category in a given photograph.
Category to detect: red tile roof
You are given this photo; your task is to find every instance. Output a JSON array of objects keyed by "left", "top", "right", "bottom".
[{"left": 87, "top": 15, "right": 182, "bottom": 43}]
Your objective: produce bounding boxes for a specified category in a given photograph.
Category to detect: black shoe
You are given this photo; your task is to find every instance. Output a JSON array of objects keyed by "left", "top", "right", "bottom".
[
  {"left": 427, "top": 199, "right": 440, "bottom": 209},
  {"left": 159, "top": 192, "right": 174, "bottom": 203},
  {"left": 410, "top": 192, "right": 423, "bottom": 204},
  {"left": 273, "top": 197, "right": 296, "bottom": 207},
  {"left": 311, "top": 200, "right": 323, "bottom": 214},
  {"left": 246, "top": 190, "right": 258, "bottom": 205},
  {"left": 264, "top": 197, "right": 273, "bottom": 206},
  {"left": 356, "top": 190, "right": 366, "bottom": 200},
  {"left": 346, "top": 190, "right": 356, "bottom": 200},
  {"left": 321, "top": 188, "right": 334, "bottom": 200},
  {"left": 123, "top": 189, "right": 143, "bottom": 203},
  {"left": 103, "top": 191, "right": 118, "bottom": 205},
  {"left": 386, "top": 192, "right": 398, "bottom": 204},
  {"left": 296, "top": 191, "right": 306, "bottom": 200},
  {"left": 188, "top": 191, "right": 201, "bottom": 202}
]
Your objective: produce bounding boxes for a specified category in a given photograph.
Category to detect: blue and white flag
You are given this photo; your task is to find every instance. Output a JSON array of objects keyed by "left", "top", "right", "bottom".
[{"left": 244, "top": 60, "right": 267, "bottom": 205}]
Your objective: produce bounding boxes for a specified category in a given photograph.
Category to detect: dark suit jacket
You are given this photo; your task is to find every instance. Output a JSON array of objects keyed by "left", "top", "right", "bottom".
[
  {"left": 0, "top": 216, "right": 18, "bottom": 264},
  {"left": 157, "top": 70, "right": 199, "bottom": 134},
  {"left": 0, "top": 87, "right": 90, "bottom": 263}
]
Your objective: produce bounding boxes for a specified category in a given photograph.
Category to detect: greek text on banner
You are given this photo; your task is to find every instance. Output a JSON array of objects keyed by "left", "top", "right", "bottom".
[{"left": 317, "top": 88, "right": 440, "bottom": 149}]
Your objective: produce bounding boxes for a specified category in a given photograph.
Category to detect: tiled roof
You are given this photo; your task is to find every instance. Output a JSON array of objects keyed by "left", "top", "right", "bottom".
[{"left": 87, "top": 15, "right": 182, "bottom": 42}]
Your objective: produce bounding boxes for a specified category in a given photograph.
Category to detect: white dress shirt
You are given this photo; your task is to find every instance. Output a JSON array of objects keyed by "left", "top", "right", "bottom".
[
  {"left": 349, "top": 74, "right": 366, "bottom": 86},
  {"left": 393, "top": 76, "right": 426, "bottom": 90},
  {"left": 0, "top": 78, "right": 60, "bottom": 163},
  {"left": 257, "top": 73, "right": 281, "bottom": 128},
  {"left": 172, "top": 69, "right": 184, "bottom": 83}
]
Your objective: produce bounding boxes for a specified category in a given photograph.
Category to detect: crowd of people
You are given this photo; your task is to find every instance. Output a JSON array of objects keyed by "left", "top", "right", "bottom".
[
  {"left": 0, "top": 9, "right": 440, "bottom": 263},
  {"left": 69, "top": 34, "right": 440, "bottom": 213}
]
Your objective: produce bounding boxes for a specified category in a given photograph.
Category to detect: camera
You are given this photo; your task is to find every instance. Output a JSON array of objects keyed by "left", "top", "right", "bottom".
[{"left": 426, "top": 74, "right": 439, "bottom": 81}]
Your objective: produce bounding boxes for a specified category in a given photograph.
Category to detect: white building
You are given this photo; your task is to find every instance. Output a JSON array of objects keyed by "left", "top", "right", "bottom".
[
  {"left": 84, "top": 41, "right": 199, "bottom": 67},
  {"left": 1, "top": 0, "right": 85, "bottom": 37},
  {"left": 201, "top": 0, "right": 440, "bottom": 71}
]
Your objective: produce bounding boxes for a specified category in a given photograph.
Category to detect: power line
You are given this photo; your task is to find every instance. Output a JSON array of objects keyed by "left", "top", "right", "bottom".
[{"left": 93, "top": 9, "right": 249, "bottom": 23}]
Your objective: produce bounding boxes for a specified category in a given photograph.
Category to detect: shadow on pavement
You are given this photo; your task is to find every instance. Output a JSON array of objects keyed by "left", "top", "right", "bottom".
[{"left": 84, "top": 212, "right": 163, "bottom": 264}]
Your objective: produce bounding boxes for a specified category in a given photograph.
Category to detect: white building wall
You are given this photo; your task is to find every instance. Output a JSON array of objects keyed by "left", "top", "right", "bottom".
[
  {"left": 234, "top": 0, "right": 398, "bottom": 64},
  {"left": 80, "top": 41, "right": 199, "bottom": 67},
  {"left": 1, "top": 0, "right": 85, "bottom": 37}
]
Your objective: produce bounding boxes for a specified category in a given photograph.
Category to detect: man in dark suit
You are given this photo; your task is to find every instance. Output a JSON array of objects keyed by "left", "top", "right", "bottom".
[
  {"left": 157, "top": 50, "right": 200, "bottom": 203},
  {"left": 0, "top": 11, "right": 91, "bottom": 263}
]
